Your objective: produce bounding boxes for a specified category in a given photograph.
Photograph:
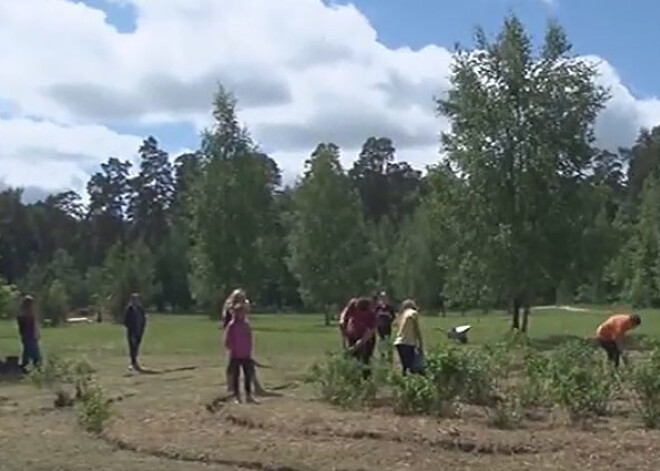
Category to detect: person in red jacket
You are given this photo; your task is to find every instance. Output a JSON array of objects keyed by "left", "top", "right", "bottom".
[
  {"left": 339, "top": 297, "right": 377, "bottom": 377},
  {"left": 595, "top": 313, "right": 641, "bottom": 367}
]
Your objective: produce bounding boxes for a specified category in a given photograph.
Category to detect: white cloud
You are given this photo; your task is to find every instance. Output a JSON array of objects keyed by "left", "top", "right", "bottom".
[
  {"left": 0, "top": 0, "right": 659, "bottom": 193},
  {"left": 0, "top": 117, "right": 141, "bottom": 191}
]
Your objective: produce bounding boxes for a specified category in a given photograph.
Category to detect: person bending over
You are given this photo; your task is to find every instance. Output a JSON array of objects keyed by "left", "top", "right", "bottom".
[
  {"left": 339, "top": 297, "right": 377, "bottom": 377},
  {"left": 595, "top": 313, "right": 641, "bottom": 367}
]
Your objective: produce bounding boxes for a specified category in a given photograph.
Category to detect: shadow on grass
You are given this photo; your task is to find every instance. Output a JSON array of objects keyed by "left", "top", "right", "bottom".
[{"left": 124, "top": 366, "right": 198, "bottom": 377}]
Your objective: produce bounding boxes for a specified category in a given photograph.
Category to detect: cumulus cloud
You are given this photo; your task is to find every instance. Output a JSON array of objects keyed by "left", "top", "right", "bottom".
[
  {"left": 0, "top": 117, "right": 141, "bottom": 191},
  {"left": 0, "top": 0, "right": 658, "bottom": 191}
]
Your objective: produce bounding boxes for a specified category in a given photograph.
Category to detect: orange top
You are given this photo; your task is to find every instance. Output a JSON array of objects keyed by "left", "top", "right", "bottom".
[{"left": 596, "top": 314, "right": 636, "bottom": 342}]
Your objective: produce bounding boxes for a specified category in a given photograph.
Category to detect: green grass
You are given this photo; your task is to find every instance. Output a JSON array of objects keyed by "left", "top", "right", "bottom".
[{"left": 2, "top": 305, "right": 660, "bottom": 471}]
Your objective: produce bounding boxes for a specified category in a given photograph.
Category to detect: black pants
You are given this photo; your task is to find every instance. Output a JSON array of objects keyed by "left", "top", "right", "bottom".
[
  {"left": 127, "top": 328, "right": 144, "bottom": 367},
  {"left": 347, "top": 337, "right": 375, "bottom": 378},
  {"left": 599, "top": 339, "right": 621, "bottom": 367},
  {"left": 377, "top": 323, "right": 392, "bottom": 341},
  {"left": 395, "top": 344, "right": 418, "bottom": 375},
  {"left": 229, "top": 358, "right": 254, "bottom": 397}
]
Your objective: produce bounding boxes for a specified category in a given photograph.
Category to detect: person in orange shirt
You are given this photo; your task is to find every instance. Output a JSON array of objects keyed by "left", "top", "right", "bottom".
[{"left": 595, "top": 314, "right": 641, "bottom": 367}]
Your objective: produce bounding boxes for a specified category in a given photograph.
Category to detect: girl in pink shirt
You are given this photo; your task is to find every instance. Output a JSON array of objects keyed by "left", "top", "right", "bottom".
[{"left": 224, "top": 302, "right": 256, "bottom": 403}]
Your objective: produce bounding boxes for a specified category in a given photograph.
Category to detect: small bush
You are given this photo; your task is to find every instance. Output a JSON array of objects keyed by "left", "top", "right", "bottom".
[
  {"left": 41, "top": 280, "right": 70, "bottom": 327},
  {"left": 426, "top": 345, "right": 496, "bottom": 405},
  {"left": 78, "top": 377, "right": 111, "bottom": 433},
  {"left": 29, "top": 354, "right": 74, "bottom": 389},
  {"left": 307, "top": 352, "right": 381, "bottom": 409},
  {"left": 487, "top": 392, "right": 523, "bottom": 429},
  {"left": 0, "top": 280, "right": 19, "bottom": 320},
  {"left": 519, "top": 349, "right": 552, "bottom": 407},
  {"left": 631, "top": 347, "right": 660, "bottom": 429},
  {"left": 391, "top": 373, "right": 458, "bottom": 417},
  {"left": 548, "top": 340, "right": 614, "bottom": 421}
]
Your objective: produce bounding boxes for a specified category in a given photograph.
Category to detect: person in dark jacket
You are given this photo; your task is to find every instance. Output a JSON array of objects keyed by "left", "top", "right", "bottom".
[
  {"left": 17, "top": 295, "right": 41, "bottom": 370},
  {"left": 124, "top": 293, "right": 146, "bottom": 372}
]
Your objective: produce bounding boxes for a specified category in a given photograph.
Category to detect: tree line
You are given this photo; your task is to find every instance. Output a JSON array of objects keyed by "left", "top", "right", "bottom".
[{"left": 2, "top": 16, "right": 660, "bottom": 330}]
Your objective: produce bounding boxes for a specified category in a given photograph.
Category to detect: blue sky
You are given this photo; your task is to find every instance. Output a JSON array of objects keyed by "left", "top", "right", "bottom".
[{"left": 1, "top": 0, "right": 659, "bottom": 199}]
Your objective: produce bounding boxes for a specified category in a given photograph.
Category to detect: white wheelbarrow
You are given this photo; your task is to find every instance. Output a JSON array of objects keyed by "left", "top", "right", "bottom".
[{"left": 447, "top": 325, "right": 471, "bottom": 344}]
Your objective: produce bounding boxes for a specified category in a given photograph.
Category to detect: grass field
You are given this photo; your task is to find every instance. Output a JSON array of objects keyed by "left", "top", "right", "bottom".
[{"left": 1, "top": 306, "right": 659, "bottom": 471}]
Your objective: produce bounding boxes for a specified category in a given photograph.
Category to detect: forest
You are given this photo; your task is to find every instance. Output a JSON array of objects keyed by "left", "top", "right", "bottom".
[{"left": 1, "top": 17, "right": 660, "bottom": 330}]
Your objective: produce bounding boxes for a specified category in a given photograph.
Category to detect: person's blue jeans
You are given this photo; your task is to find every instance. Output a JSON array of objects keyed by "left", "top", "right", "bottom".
[{"left": 21, "top": 337, "right": 42, "bottom": 368}]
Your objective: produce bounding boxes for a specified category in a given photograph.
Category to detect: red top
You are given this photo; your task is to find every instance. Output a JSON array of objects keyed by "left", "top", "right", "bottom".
[
  {"left": 596, "top": 314, "right": 637, "bottom": 342},
  {"left": 340, "top": 299, "right": 376, "bottom": 342}
]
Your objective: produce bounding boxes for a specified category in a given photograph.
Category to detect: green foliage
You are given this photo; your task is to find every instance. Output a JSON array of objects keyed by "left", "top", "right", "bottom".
[
  {"left": 548, "top": 340, "right": 615, "bottom": 421},
  {"left": 519, "top": 349, "right": 553, "bottom": 406},
  {"left": 425, "top": 345, "right": 496, "bottom": 405},
  {"left": 40, "top": 279, "right": 70, "bottom": 327},
  {"left": 631, "top": 346, "right": 660, "bottom": 428},
  {"left": 98, "top": 242, "right": 156, "bottom": 321},
  {"left": 287, "top": 143, "right": 373, "bottom": 312},
  {"left": 0, "top": 278, "right": 19, "bottom": 320},
  {"left": 487, "top": 391, "right": 523, "bottom": 429},
  {"left": 391, "top": 372, "right": 457, "bottom": 417},
  {"left": 189, "top": 86, "right": 282, "bottom": 309},
  {"left": 307, "top": 352, "right": 382, "bottom": 409},
  {"left": 77, "top": 376, "right": 111, "bottom": 433},
  {"left": 28, "top": 355, "right": 109, "bottom": 433},
  {"left": 436, "top": 16, "right": 609, "bottom": 324}
]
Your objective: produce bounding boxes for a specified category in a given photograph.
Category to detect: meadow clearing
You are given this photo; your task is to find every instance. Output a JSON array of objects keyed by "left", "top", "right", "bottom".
[{"left": 2, "top": 306, "right": 660, "bottom": 471}]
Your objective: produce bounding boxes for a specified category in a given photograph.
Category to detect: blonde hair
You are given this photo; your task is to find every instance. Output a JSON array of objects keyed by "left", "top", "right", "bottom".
[
  {"left": 400, "top": 298, "right": 418, "bottom": 313},
  {"left": 223, "top": 288, "right": 246, "bottom": 314}
]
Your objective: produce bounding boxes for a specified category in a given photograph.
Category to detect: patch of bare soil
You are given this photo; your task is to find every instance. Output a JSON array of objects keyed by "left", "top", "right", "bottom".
[{"left": 103, "top": 391, "right": 660, "bottom": 471}]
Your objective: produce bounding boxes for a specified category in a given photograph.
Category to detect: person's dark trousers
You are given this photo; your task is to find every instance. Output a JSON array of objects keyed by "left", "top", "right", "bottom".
[
  {"left": 599, "top": 339, "right": 621, "bottom": 367},
  {"left": 377, "top": 321, "right": 392, "bottom": 341},
  {"left": 347, "top": 337, "right": 376, "bottom": 379},
  {"left": 20, "top": 336, "right": 42, "bottom": 369},
  {"left": 127, "top": 328, "right": 144, "bottom": 368},
  {"left": 395, "top": 344, "right": 417, "bottom": 375},
  {"left": 228, "top": 358, "right": 254, "bottom": 398}
]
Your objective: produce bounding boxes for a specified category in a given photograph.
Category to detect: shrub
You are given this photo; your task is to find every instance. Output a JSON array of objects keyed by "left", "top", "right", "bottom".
[
  {"left": 307, "top": 352, "right": 381, "bottom": 409},
  {"left": 391, "top": 373, "right": 458, "bottom": 417},
  {"left": 631, "top": 347, "right": 660, "bottom": 429},
  {"left": 0, "top": 279, "right": 19, "bottom": 320},
  {"left": 29, "top": 354, "right": 75, "bottom": 389},
  {"left": 548, "top": 340, "right": 614, "bottom": 421},
  {"left": 40, "top": 280, "right": 70, "bottom": 327},
  {"left": 78, "top": 377, "right": 111, "bottom": 433},
  {"left": 426, "top": 345, "right": 496, "bottom": 405},
  {"left": 487, "top": 391, "right": 523, "bottom": 429},
  {"left": 519, "top": 349, "right": 552, "bottom": 407}
]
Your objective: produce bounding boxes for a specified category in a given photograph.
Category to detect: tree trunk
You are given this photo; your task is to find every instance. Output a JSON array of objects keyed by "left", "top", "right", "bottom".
[
  {"left": 324, "top": 310, "right": 331, "bottom": 326},
  {"left": 510, "top": 295, "right": 521, "bottom": 330}
]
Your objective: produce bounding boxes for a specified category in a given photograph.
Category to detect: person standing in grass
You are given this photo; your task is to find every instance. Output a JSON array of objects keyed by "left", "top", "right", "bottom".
[
  {"left": 393, "top": 299, "right": 425, "bottom": 375},
  {"left": 339, "top": 297, "right": 377, "bottom": 377},
  {"left": 374, "top": 291, "right": 396, "bottom": 358},
  {"left": 221, "top": 288, "right": 268, "bottom": 396},
  {"left": 17, "top": 295, "right": 41, "bottom": 370},
  {"left": 225, "top": 301, "right": 257, "bottom": 404},
  {"left": 123, "top": 293, "right": 147, "bottom": 372},
  {"left": 595, "top": 313, "right": 641, "bottom": 368}
]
